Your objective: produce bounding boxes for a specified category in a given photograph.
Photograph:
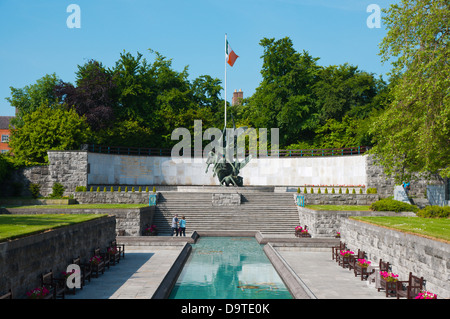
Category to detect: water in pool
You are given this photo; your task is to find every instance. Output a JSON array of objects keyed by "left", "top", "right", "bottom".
[{"left": 169, "top": 237, "right": 292, "bottom": 299}]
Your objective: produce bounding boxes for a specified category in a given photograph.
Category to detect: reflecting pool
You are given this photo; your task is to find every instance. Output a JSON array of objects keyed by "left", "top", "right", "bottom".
[{"left": 169, "top": 237, "right": 292, "bottom": 299}]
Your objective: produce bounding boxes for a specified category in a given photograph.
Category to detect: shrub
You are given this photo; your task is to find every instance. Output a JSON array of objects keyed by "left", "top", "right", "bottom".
[
  {"left": 75, "top": 186, "right": 86, "bottom": 192},
  {"left": 310, "top": 188, "right": 314, "bottom": 194},
  {"left": 49, "top": 183, "right": 65, "bottom": 198},
  {"left": 103, "top": 187, "right": 107, "bottom": 192},
  {"left": 345, "top": 188, "right": 349, "bottom": 194},
  {"left": 131, "top": 187, "right": 135, "bottom": 192},
  {"left": 324, "top": 188, "right": 328, "bottom": 194},
  {"left": 145, "top": 186, "right": 149, "bottom": 193},
  {"left": 318, "top": 188, "right": 321, "bottom": 194},
  {"left": 339, "top": 188, "right": 342, "bottom": 194},
  {"left": 125, "top": 187, "right": 128, "bottom": 192},
  {"left": 352, "top": 189, "right": 356, "bottom": 194},
  {"left": 416, "top": 206, "right": 450, "bottom": 218},
  {"left": 366, "top": 188, "right": 377, "bottom": 194},
  {"left": 139, "top": 186, "right": 142, "bottom": 192},
  {"left": 369, "top": 198, "right": 418, "bottom": 213},
  {"left": 96, "top": 187, "right": 100, "bottom": 192},
  {"left": 332, "top": 188, "right": 335, "bottom": 194},
  {"left": 304, "top": 187, "right": 307, "bottom": 194},
  {"left": 359, "top": 188, "right": 363, "bottom": 194},
  {"left": 89, "top": 186, "right": 93, "bottom": 192},
  {"left": 152, "top": 186, "right": 156, "bottom": 193},
  {"left": 118, "top": 186, "right": 121, "bottom": 192},
  {"left": 29, "top": 183, "right": 41, "bottom": 199},
  {"left": 110, "top": 187, "right": 114, "bottom": 192}
]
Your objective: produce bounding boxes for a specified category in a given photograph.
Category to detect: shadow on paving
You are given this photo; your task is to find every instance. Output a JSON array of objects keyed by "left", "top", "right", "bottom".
[{"left": 66, "top": 252, "right": 154, "bottom": 299}]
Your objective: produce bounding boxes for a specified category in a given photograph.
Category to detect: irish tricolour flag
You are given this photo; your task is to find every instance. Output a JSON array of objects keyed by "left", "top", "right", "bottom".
[{"left": 226, "top": 40, "right": 239, "bottom": 67}]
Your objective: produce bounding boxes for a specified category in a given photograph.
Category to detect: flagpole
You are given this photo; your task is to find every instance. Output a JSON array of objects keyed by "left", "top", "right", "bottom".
[{"left": 224, "top": 33, "right": 227, "bottom": 130}]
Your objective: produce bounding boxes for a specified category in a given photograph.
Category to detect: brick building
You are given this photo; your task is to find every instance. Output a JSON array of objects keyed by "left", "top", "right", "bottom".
[
  {"left": 232, "top": 89, "right": 243, "bottom": 106},
  {"left": 0, "top": 116, "right": 14, "bottom": 154}
]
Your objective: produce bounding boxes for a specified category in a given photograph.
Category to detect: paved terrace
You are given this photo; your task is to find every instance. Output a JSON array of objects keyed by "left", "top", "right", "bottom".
[{"left": 65, "top": 232, "right": 389, "bottom": 300}]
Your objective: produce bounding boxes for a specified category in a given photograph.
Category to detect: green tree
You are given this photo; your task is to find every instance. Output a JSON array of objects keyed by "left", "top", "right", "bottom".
[
  {"left": 6, "top": 73, "right": 60, "bottom": 128},
  {"left": 370, "top": 0, "right": 450, "bottom": 180},
  {"left": 8, "top": 104, "right": 91, "bottom": 165}
]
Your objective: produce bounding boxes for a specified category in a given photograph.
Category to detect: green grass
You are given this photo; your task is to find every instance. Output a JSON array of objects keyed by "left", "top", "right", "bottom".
[
  {"left": 0, "top": 214, "right": 107, "bottom": 242},
  {"left": 3, "top": 203, "right": 149, "bottom": 209},
  {"left": 306, "top": 205, "right": 371, "bottom": 211},
  {"left": 350, "top": 216, "right": 450, "bottom": 243}
]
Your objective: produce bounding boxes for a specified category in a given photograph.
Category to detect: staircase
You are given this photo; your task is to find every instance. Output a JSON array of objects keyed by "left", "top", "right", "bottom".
[{"left": 152, "top": 192, "right": 300, "bottom": 235}]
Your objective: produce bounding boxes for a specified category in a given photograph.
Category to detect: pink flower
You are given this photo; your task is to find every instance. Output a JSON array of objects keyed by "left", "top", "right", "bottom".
[{"left": 415, "top": 291, "right": 437, "bottom": 299}]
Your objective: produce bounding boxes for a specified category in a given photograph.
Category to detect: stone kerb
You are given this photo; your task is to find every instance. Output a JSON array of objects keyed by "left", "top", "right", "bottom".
[
  {"left": 0, "top": 216, "right": 116, "bottom": 299},
  {"left": 341, "top": 218, "right": 450, "bottom": 299}
]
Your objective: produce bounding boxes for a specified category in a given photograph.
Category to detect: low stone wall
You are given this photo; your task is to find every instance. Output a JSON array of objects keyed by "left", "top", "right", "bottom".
[
  {"left": 0, "top": 216, "right": 116, "bottom": 299},
  {"left": 297, "top": 206, "right": 415, "bottom": 238},
  {"left": 298, "top": 193, "right": 380, "bottom": 206},
  {"left": 74, "top": 191, "right": 158, "bottom": 204},
  {"left": 341, "top": 218, "right": 450, "bottom": 299},
  {"left": 3, "top": 206, "right": 155, "bottom": 237}
]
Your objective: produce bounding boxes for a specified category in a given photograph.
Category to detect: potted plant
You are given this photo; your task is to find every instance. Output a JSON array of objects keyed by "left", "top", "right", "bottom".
[
  {"left": 26, "top": 287, "right": 51, "bottom": 299},
  {"left": 89, "top": 255, "right": 102, "bottom": 266},
  {"left": 295, "top": 226, "right": 303, "bottom": 237},
  {"left": 379, "top": 271, "right": 399, "bottom": 297},
  {"left": 335, "top": 231, "right": 341, "bottom": 238},
  {"left": 415, "top": 291, "right": 437, "bottom": 299},
  {"left": 338, "top": 250, "right": 354, "bottom": 268},
  {"left": 143, "top": 224, "right": 158, "bottom": 236},
  {"left": 354, "top": 259, "right": 373, "bottom": 280}
]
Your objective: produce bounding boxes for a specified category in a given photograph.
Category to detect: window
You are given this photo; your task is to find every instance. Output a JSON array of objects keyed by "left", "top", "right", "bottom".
[
  {"left": 1, "top": 150, "right": 8, "bottom": 154},
  {"left": 1, "top": 135, "right": 9, "bottom": 143}
]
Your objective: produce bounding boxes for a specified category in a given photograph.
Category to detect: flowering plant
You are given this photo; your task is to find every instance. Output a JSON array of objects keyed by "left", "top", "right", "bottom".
[
  {"left": 89, "top": 255, "right": 102, "bottom": 265},
  {"left": 339, "top": 250, "right": 354, "bottom": 257},
  {"left": 107, "top": 247, "right": 117, "bottom": 255},
  {"left": 26, "top": 287, "right": 50, "bottom": 299},
  {"left": 380, "top": 271, "right": 399, "bottom": 282},
  {"left": 336, "top": 232, "right": 340, "bottom": 237},
  {"left": 143, "top": 224, "right": 158, "bottom": 235},
  {"left": 357, "top": 259, "right": 371, "bottom": 268},
  {"left": 295, "top": 226, "right": 303, "bottom": 232},
  {"left": 415, "top": 291, "right": 437, "bottom": 299},
  {"left": 61, "top": 269, "right": 76, "bottom": 279}
]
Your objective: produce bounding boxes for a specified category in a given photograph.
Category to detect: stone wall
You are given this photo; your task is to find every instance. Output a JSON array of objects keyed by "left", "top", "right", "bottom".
[
  {"left": 298, "top": 193, "right": 380, "bottom": 206},
  {"left": 365, "top": 154, "right": 444, "bottom": 199},
  {"left": 341, "top": 218, "right": 450, "bottom": 299},
  {"left": 1, "top": 151, "right": 88, "bottom": 198},
  {"left": 296, "top": 206, "right": 415, "bottom": 238},
  {"left": 4, "top": 206, "right": 155, "bottom": 237},
  {"left": 0, "top": 216, "right": 116, "bottom": 299},
  {"left": 74, "top": 191, "right": 157, "bottom": 204}
]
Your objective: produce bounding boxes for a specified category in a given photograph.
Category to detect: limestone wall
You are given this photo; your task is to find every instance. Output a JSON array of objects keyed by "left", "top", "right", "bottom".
[
  {"left": 0, "top": 216, "right": 116, "bottom": 299},
  {"left": 341, "top": 218, "right": 450, "bottom": 299}
]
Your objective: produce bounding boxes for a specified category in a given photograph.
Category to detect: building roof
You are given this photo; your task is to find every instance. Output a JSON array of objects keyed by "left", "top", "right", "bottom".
[{"left": 0, "top": 116, "right": 14, "bottom": 130}]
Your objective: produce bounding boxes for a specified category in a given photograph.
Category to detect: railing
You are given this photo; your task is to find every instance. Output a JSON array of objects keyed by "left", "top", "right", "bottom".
[{"left": 82, "top": 144, "right": 370, "bottom": 158}]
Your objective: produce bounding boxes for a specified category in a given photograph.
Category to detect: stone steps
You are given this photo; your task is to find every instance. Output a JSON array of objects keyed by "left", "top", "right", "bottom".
[{"left": 152, "top": 192, "right": 300, "bottom": 235}]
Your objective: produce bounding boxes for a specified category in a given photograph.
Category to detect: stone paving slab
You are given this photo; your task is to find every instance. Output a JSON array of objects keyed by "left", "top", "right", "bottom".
[
  {"left": 276, "top": 247, "right": 388, "bottom": 299},
  {"left": 65, "top": 245, "right": 184, "bottom": 299}
]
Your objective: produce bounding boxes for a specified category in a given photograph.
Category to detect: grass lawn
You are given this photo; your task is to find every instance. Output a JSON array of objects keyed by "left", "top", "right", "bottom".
[
  {"left": 0, "top": 214, "right": 107, "bottom": 242},
  {"left": 350, "top": 216, "right": 450, "bottom": 243},
  {"left": 3, "top": 203, "right": 149, "bottom": 209},
  {"left": 306, "top": 205, "right": 371, "bottom": 211}
]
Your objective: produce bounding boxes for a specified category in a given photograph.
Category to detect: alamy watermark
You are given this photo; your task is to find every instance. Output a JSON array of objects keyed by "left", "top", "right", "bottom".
[
  {"left": 366, "top": 4, "right": 381, "bottom": 29},
  {"left": 170, "top": 120, "right": 279, "bottom": 164},
  {"left": 66, "top": 4, "right": 81, "bottom": 29},
  {"left": 65, "top": 264, "right": 81, "bottom": 289}
]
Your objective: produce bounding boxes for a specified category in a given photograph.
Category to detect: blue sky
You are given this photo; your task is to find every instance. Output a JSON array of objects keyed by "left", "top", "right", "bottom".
[{"left": 0, "top": 0, "right": 396, "bottom": 116}]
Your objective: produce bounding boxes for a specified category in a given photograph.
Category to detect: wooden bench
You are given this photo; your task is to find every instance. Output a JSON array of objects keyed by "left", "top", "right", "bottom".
[
  {"left": 72, "top": 256, "right": 92, "bottom": 288},
  {"left": 97, "top": 247, "right": 111, "bottom": 270},
  {"left": 331, "top": 241, "right": 346, "bottom": 262},
  {"left": 396, "top": 272, "right": 424, "bottom": 299},
  {"left": 348, "top": 249, "right": 365, "bottom": 272},
  {"left": 377, "top": 259, "right": 398, "bottom": 297},
  {"left": 111, "top": 240, "right": 125, "bottom": 259},
  {"left": 108, "top": 241, "right": 122, "bottom": 265},
  {"left": 0, "top": 289, "right": 12, "bottom": 299},
  {"left": 90, "top": 249, "right": 106, "bottom": 278},
  {"left": 41, "top": 269, "right": 66, "bottom": 299}
]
